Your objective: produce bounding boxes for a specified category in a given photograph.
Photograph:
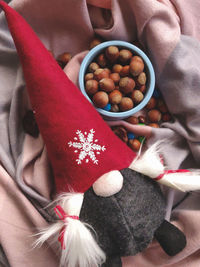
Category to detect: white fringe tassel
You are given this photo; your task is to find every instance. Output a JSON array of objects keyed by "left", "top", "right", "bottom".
[
  {"left": 129, "top": 142, "right": 200, "bottom": 192},
  {"left": 34, "top": 193, "right": 106, "bottom": 267}
]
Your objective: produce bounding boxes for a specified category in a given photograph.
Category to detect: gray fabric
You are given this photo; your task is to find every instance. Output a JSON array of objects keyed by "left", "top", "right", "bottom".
[
  {"left": 0, "top": 11, "right": 24, "bottom": 178},
  {"left": 0, "top": 17, "right": 24, "bottom": 261},
  {"left": 148, "top": 35, "right": 200, "bottom": 214},
  {"left": 0, "top": 10, "right": 51, "bottom": 210},
  {"left": 151, "top": 34, "right": 200, "bottom": 168},
  {"left": 80, "top": 168, "right": 166, "bottom": 260}
]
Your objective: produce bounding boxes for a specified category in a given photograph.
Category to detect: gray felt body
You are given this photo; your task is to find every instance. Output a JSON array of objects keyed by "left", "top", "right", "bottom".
[{"left": 80, "top": 168, "right": 166, "bottom": 259}]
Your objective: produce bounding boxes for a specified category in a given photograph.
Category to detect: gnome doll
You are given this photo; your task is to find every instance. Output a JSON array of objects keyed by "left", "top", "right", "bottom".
[{"left": 3, "top": 1, "right": 200, "bottom": 266}]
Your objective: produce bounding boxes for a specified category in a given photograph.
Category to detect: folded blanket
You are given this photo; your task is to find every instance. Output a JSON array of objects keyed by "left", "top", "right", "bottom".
[{"left": 0, "top": 0, "right": 200, "bottom": 266}]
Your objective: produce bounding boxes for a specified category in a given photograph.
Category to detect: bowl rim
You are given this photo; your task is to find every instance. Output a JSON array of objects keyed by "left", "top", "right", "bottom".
[{"left": 79, "top": 40, "right": 155, "bottom": 119}]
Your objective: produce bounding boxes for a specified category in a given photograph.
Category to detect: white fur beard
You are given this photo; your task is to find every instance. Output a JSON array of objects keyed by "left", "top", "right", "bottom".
[
  {"left": 129, "top": 141, "right": 165, "bottom": 178},
  {"left": 129, "top": 141, "right": 200, "bottom": 192},
  {"left": 34, "top": 193, "right": 106, "bottom": 267}
]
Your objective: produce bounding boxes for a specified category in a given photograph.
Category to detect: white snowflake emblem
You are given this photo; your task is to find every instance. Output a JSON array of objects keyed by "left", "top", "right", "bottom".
[{"left": 68, "top": 129, "right": 106, "bottom": 165}]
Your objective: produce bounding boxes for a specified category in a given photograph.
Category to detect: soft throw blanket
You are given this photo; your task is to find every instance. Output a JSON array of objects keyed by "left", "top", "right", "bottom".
[{"left": 0, "top": 0, "right": 200, "bottom": 266}]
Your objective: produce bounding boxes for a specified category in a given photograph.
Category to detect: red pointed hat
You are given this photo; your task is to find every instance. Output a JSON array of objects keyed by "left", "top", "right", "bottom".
[{"left": 0, "top": 1, "right": 136, "bottom": 193}]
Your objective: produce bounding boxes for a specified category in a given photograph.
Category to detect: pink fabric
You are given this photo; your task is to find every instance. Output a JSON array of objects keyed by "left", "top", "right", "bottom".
[
  {"left": 171, "top": 0, "right": 200, "bottom": 41},
  {"left": 0, "top": 165, "right": 59, "bottom": 267},
  {"left": 1, "top": 0, "right": 200, "bottom": 266},
  {"left": 21, "top": 134, "right": 54, "bottom": 199}
]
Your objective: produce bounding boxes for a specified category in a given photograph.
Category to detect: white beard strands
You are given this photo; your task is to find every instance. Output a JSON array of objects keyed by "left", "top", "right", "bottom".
[
  {"left": 129, "top": 141, "right": 165, "bottom": 178},
  {"left": 34, "top": 193, "right": 106, "bottom": 267},
  {"left": 129, "top": 141, "right": 200, "bottom": 192}
]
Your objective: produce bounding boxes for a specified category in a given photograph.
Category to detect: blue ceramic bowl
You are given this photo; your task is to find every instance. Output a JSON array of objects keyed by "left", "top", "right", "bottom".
[{"left": 79, "top": 40, "right": 155, "bottom": 120}]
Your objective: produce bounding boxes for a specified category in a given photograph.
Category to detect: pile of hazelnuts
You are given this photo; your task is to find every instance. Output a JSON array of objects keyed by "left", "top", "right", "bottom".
[
  {"left": 111, "top": 90, "right": 173, "bottom": 151},
  {"left": 88, "top": 38, "right": 173, "bottom": 152},
  {"left": 84, "top": 45, "right": 147, "bottom": 112}
]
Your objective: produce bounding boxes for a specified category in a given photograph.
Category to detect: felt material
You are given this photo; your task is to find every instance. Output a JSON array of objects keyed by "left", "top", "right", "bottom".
[
  {"left": 102, "top": 256, "right": 122, "bottom": 267},
  {"left": 93, "top": 170, "right": 123, "bottom": 197},
  {"left": 80, "top": 168, "right": 166, "bottom": 258},
  {"left": 0, "top": 1, "right": 136, "bottom": 194},
  {"left": 154, "top": 220, "right": 186, "bottom": 256}
]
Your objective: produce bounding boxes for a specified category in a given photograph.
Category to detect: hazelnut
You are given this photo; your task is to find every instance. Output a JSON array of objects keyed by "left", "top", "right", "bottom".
[
  {"left": 109, "top": 90, "right": 122, "bottom": 104},
  {"left": 138, "top": 115, "right": 147, "bottom": 124},
  {"left": 139, "top": 85, "right": 146, "bottom": 93},
  {"left": 130, "top": 57, "right": 144, "bottom": 76},
  {"left": 97, "top": 53, "right": 107, "bottom": 67},
  {"left": 111, "top": 104, "right": 119, "bottom": 112},
  {"left": 104, "top": 68, "right": 111, "bottom": 75},
  {"left": 112, "top": 126, "right": 128, "bottom": 143},
  {"left": 119, "top": 49, "right": 132, "bottom": 64},
  {"left": 146, "top": 97, "right": 157, "bottom": 109},
  {"left": 112, "top": 64, "right": 123, "bottom": 74},
  {"left": 131, "top": 56, "right": 144, "bottom": 64},
  {"left": 89, "top": 38, "right": 102, "bottom": 49},
  {"left": 88, "top": 62, "right": 99, "bottom": 73},
  {"left": 85, "top": 73, "right": 94, "bottom": 81},
  {"left": 119, "top": 77, "right": 135, "bottom": 94},
  {"left": 148, "top": 109, "right": 162, "bottom": 122},
  {"left": 93, "top": 91, "right": 109, "bottom": 108},
  {"left": 137, "top": 72, "right": 146, "bottom": 85},
  {"left": 162, "top": 113, "right": 172, "bottom": 122},
  {"left": 105, "top": 46, "right": 119, "bottom": 62},
  {"left": 99, "top": 78, "right": 115, "bottom": 92},
  {"left": 148, "top": 123, "right": 160, "bottom": 128},
  {"left": 85, "top": 80, "right": 99, "bottom": 95},
  {"left": 120, "top": 65, "right": 130, "bottom": 77},
  {"left": 131, "top": 90, "right": 144, "bottom": 104},
  {"left": 128, "top": 139, "right": 141, "bottom": 151},
  {"left": 119, "top": 97, "right": 134, "bottom": 111},
  {"left": 126, "top": 116, "right": 139, "bottom": 124},
  {"left": 157, "top": 99, "right": 168, "bottom": 113},
  {"left": 109, "top": 73, "right": 120, "bottom": 84},
  {"left": 94, "top": 68, "right": 109, "bottom": 81},
  {"left": 57, "top": 52, "right": 72, "bottom": 68}
]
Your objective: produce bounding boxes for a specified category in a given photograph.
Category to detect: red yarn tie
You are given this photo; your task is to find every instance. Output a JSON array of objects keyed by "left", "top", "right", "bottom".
[
  {"left": 54, "top": 205, "right": 79, "bottom": 249},
  {"left": 154, "top": 169, "right": 190, "bottom": 181}
]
